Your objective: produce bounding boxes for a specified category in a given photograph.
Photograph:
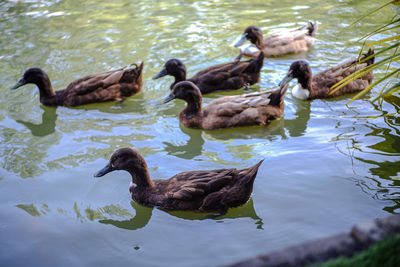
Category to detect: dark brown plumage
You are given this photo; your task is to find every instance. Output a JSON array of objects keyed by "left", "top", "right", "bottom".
[
  {"left": 11, "top": 62, "right": 144, "bottom": 107},
  {"left": 152, "top": 52, "right": 264, "bottom": 94},
  {"left": 234, "top": 22, "right": 317, "bottom": 57},
  {"left": 279, "top": 49, "right": 375, "bottom": 100},
  {"left": 94, "top": 148, "right": 263, "bottom": 212},
  {"left": 163, "top": 81, "right": 288, "bottom": 130}
]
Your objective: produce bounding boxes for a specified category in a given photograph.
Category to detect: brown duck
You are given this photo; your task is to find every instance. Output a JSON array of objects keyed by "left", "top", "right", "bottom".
[
  {"left": 279, "top": 49, "right": 375, "bottom": 100},
  {"left": 11, "top": 62, "right": 144, "bottom": 106},
  {"left": 152, "top": 52, "right": 264, "bottom": 94},
  {"left": 94, "top": 148, "right": 263, "bottom": 212},
  {"left": 234, "top": 21, "right": 317, "bottom": 57},
  {"left": 163, "top": 81, "right": 288, "bottom": 130}
]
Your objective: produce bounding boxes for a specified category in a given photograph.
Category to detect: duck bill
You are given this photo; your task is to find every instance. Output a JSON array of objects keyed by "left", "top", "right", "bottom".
[
  {"left": 94, "top": 163, "right": 114, "bottom": 178},
  {"left": 234, "top": 33, "right": 247, "bottom": 47},
  {"left": 163, "top": 93, "right": 175, "bottom": 103},
  {"left": 152, "top": 68, "right": 168, "bottom": 79},
  {"left": 11, "top": 78, "right": 26, "bottom": 90},
  {"left": 279, "top": 72, "right": 294, "bottom": 86}
]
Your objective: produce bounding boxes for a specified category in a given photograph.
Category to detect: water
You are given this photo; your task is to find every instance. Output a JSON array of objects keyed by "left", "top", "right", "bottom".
[{"left": 0, "top": 0, "right": 399, "bottom": 266}]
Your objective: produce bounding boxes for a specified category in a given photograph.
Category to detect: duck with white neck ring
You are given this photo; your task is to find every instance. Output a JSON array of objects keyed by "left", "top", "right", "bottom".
[
  {"left": 279, "top": 49, "right": 375, "bottom": 100},
  {"left": 234, "top": 21, "right": 318, "bottom": 58}
]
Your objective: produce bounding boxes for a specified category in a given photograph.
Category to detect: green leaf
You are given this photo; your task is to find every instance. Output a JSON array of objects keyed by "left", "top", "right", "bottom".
[{"left": 347, "top": 68, "right": 400, "bottom": 104}]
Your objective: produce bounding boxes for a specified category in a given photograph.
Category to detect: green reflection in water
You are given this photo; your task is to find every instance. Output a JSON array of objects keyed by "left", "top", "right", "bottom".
[
  {"left": 16, "top": 203, "right": 50, "bottom": 217},
  {"left": 99, "top": 202, "right": 153, "bottom": 231},
  {"left": 334, "top": 96, "right": 400, "bottom": 213},
  {"left": 15, "top": 198, "right": 262, "bottom": 230},
  {"left": 16, "top": 106, "right": 57, "bottom": 137}
]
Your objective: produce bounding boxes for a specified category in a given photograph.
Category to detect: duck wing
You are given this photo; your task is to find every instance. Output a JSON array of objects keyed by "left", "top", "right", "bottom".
[
  {"left": 200, "top": 160, "right": 263, "bottom": 211},
  {"left": 209, "top": 85, "right": 287, "bottom": 116},
  {"left": 312, "top": 50, "right": 374, "bottom": 98},
  {"left": 190, "top": 53, "right": 263, "bottom": 93},
  {"left": 262, "top": 23, "right": 316, "bottom": 56},
  {"left": 59, "top": 63, "right": 143, "bottom": 106},
  {"left": 197, "top": 85, "right": 287, "bottom": 129},
  {"left": 67, "top": 63, "right": 143, "bottom": 96},
  {"left": 168, "top": 168, "right": 236, "bottom": 200}
]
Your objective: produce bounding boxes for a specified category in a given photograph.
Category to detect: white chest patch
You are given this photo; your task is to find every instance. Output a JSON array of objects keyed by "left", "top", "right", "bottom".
[
  {"left": 129, "top": 181, "right": 136, "bottom": 191},
  {"left": 240, "top": 44, "right": 260, "bottom": 56},
  {"left": 292, "top": 84, "right": 310, "bottom": 100}
]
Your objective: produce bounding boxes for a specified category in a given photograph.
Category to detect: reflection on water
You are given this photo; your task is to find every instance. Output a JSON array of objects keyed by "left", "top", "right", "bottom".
[
  {"left": 1, "top": 0, "right": 399, "bottom": 266},
  {"left": 99, "top": 202, "right": 153, "bottom": 230},
  {"left": 163, "top": 125, "right": 205, "bottom": 160},
  {"left": 164, "top": 198, "right": 263, "bottom": 229},
  {"left": 15, "top": 198, "right": 262, "bottom": 230},
  {"left": 16, "top": 106, "right": 57, "bottom": 137},
  {"left": 333, "top": 96, "right": 400, "bottom": 213}
]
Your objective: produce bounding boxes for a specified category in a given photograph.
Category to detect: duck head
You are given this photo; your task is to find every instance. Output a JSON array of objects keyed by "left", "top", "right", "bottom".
[
  {"left": 11, "top": 68, "right": 55, "bottom": 98},
  {"left": 279, "top": 60, "right": 312, "bottom": 88},
  {"left": 153, "top": 59, "right": 187, "bottom": 88},
  {"left": 279, "top": 60, "right": 312, "bottom": 100},
  {"left": 234, "top": 26, "right": 264, "bottom": 50},
  {"left": 164, "top": 80, "right": 202, "bottom": 103},
  {"left": 94, "top": 148, "right": 153, "bottom": 188}
]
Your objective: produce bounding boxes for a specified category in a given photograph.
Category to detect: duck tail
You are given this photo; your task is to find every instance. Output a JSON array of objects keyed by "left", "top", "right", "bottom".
[
  {"left": 307, "top": 20, "right": 318, "bottom": 37},
  {"left": 135, "top": 61, "right": 144, "bottom": 76},
  {"left": 269, "top": 83, "right": 289, "bottom": 107},
  {"left": 361, "top": 49, "right": 375, "bottom": 66},
  {"left": 241, "top": 159, "right": 264, "bottom": 185},
  {"left": 245, "top": 51, "right": 264, "bottom": 73}
]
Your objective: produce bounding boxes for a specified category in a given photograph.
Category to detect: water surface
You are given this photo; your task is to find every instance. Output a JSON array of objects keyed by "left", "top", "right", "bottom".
[{"left": 0, "top": 0, "right": 399, "bottom": 266}]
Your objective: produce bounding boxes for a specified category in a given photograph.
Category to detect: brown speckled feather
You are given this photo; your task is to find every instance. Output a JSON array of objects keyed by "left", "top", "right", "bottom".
[
  {"left": 12, "top": 62, "right": 144, "bottom": 107},
  {"left": 165, "top": 81, "right": 288, "bottom": 130},
  {"left": 311, "top": 58, "right": 373, "bottom": 99},
  {"left": 154, "top": 53, "right": 264, "bottom": 94},
  {"left": 95, "top": 148, "right": 263, "bottom": 211}
]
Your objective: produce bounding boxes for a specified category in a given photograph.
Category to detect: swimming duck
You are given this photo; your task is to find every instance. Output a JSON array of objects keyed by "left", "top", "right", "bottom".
[
  {"left": 152, "top": 52, "right": 264, "bottom": 94},
  {"left": 94, "top": 148, "right": 263, "bottom": 212},
  {"left": 11, "top": 62, "right": 144, "bottom": 107},
  {"left": 234, "top": 21, "right": 317, "bottom": 57},
  {"left": 163, "top": 81, "right": 288, "bottom": 130},
  {"left": 279, "top": 49, "right": 375, "bottom": 100}
]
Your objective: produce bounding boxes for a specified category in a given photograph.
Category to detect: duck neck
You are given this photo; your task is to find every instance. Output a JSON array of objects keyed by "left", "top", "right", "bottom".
[
  {"left": 183, "top": 94, "right": 202, "bottom": 115},
  {"left": 255, "top": 34, "right": 264, "bottom": 50},
  {"left": 126, "top": 162, "right": 154, "bottom": 189},
  {"left": 35, "top": 75, "right": 56, "bottom": 101},
  {"left": 298, "top": 72, "right": 312, "bottom": 91},
  {"left": 171, "top": 71, "right": 187, "bottom": 89}
]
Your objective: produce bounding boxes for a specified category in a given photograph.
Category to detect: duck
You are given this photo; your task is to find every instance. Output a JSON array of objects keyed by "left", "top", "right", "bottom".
[
  {"left": 11, "top": 62, "right": 144, "bottom": 107},
  {"left": 152, "top": 52, "right": 264, "bottom": 94},
  {"left": 163, "top": 81, "right": 288, "bottom": 130},
  {"left": 94, "top": 148, "right": 263, "bottom": 212},
  {"left": 234, "top": 21, "right": 317, "bottom": 57},
  {"left": 279, "top": 49, "right": 375, "bottom": 100}
]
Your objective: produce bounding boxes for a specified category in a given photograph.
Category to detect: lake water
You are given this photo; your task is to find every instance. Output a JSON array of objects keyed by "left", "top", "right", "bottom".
[{"left": 0, "top": 0, "right": 399, "bottom": 266}]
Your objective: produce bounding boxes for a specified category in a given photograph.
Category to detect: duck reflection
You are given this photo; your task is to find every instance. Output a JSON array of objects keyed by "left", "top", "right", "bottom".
[
  {"left": 164, "top": 198, "right": 263, "bottom": 229},
  {"left": 16, "top": 106, "right": 57, "bottom": 137},
  {"left": 16, "top": 197, "right": 263, "bottom": 230},
  {"left": 283, "top": 98, "right": 311, "bottom": 137},
  {"left": 100, "top": 198, "right": 263, "bottom": 230},
  {"left": 98, "top": 202, "right": 153, "bottom": 231},
  {"left": 163, "top": 125, "right": 205, "bottom": 159}
]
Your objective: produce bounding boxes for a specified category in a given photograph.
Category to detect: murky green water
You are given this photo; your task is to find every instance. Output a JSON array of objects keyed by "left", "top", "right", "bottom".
[{"left": 0, "top": 0, "right": 399, "bottom": 266}]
